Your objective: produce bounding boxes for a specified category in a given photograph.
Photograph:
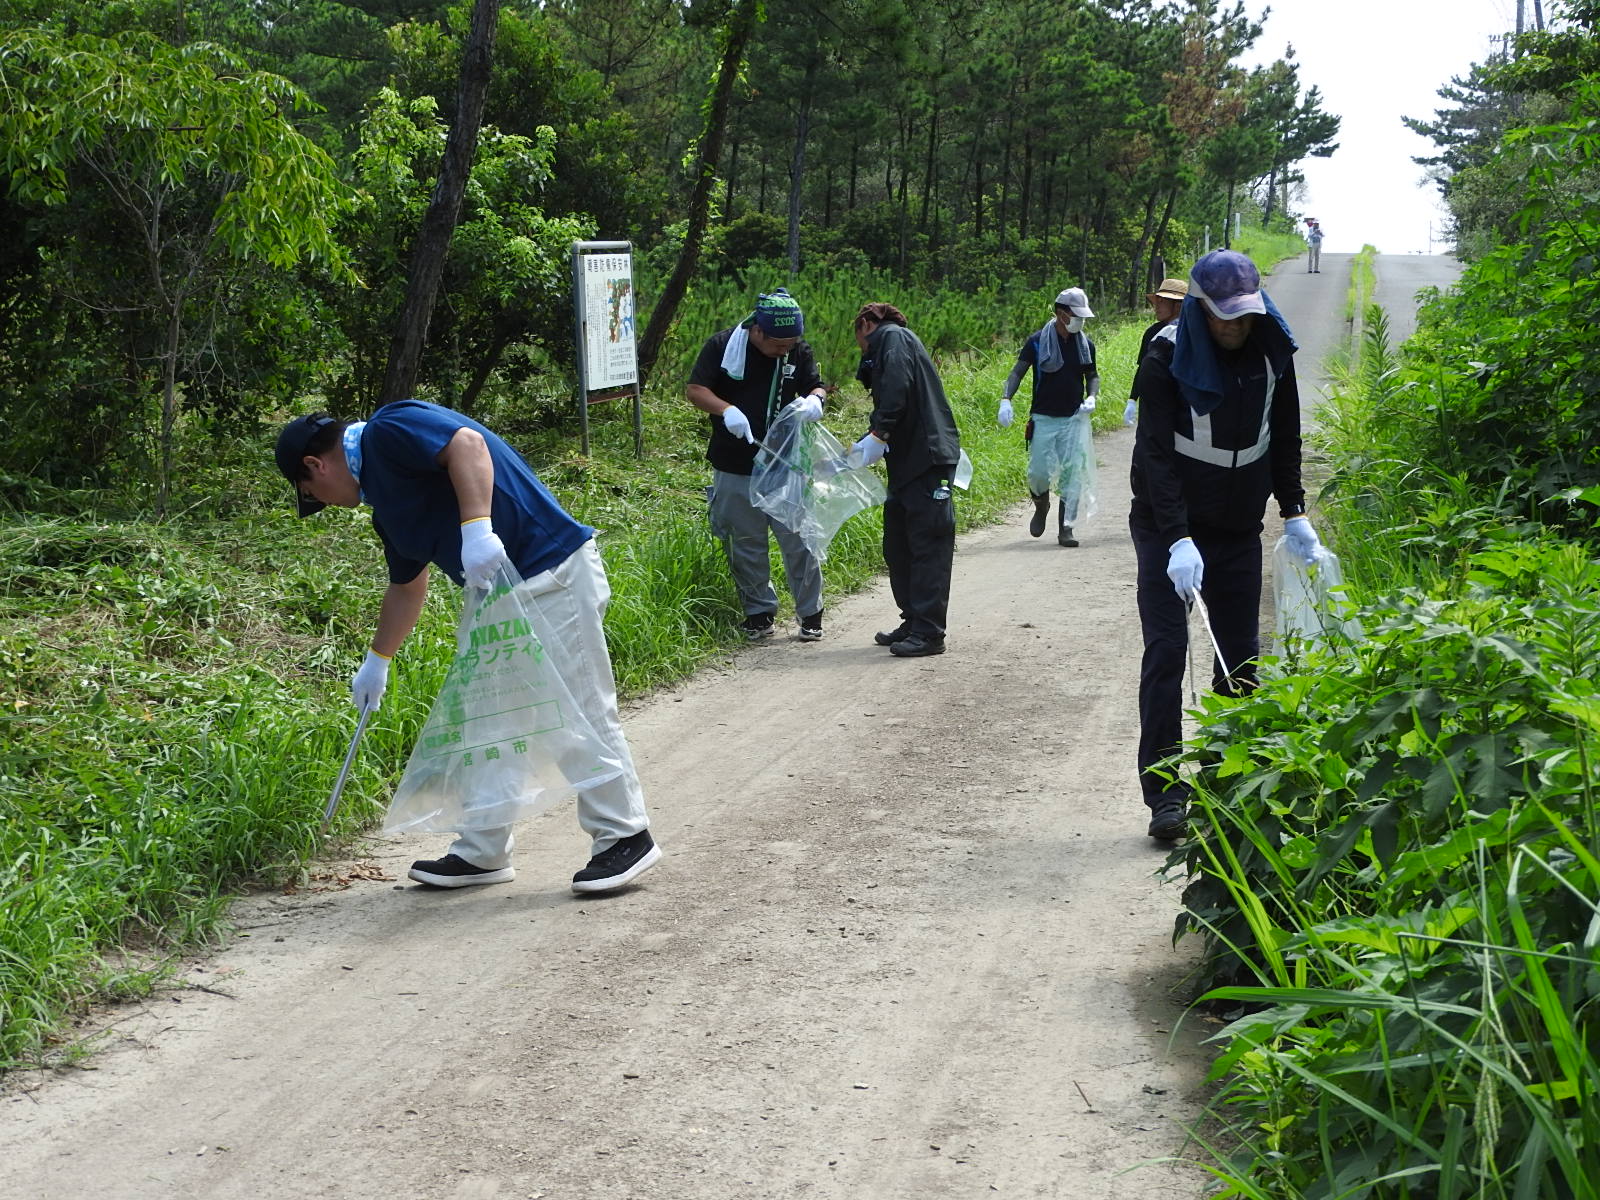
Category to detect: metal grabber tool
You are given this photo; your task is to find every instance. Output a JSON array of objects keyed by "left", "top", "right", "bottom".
[{"left": 322, "top": 703, "right": 374, "bottom": 829}]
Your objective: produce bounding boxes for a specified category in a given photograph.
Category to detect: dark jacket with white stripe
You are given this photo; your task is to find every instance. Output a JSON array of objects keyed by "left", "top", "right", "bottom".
[{"left": 1129, "top": 324, "right": 1306, "bottom": 544}]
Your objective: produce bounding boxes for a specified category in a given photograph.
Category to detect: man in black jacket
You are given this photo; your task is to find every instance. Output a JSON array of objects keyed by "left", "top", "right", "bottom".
[
  {"left": 1123, "top": 277, "right": 1187, "bottom": 426},
  {"left": 1129, "top": 251, "right": 1327, "bottom": 840},
  {"left": 849, "top": 302, "right": 962, "bottom": 657}
]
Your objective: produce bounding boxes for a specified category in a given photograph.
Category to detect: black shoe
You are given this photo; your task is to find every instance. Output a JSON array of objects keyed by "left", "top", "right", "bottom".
[
  {"left": 572, "top": 829, "right": 661, "bottom": 894},
  {"left": 408, "top": 853, "right": 515, "bottom": 888},
  {"left": 741, "top": 612, "right": 776, "bottom": 641},
  {"left": 1058, "top": 525, "right": 1079, "bottom": 548},
  {"left": 799, "top": 611, "right": 824, "bottom": 641},
  {"left": 874, "top": 624, "right": 911, "bottom": 646},
  {"left": 889, "top": 634, "right": 946, "bottom": 657},
  {"left": 1146, "top": 802, "right": 1187, "bottom": 841},
  {"left": 1028, "top": 492, "right": 1050, "bottom": 538}
]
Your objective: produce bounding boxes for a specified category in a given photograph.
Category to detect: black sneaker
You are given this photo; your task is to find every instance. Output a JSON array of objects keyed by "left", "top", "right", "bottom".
[
  {"left": 799, "top": 611, "right": 824, "bottom": 641},
  {"left": 874, "top": 624, "right": 911, "bottom": 646},
  {"left": 572, "top": 829, "right": 662, "bottom": 894},
  {"left": 408, "top": 853, "right": 515, "bottom": 888},
  {"left": 1146, "top": 802, "right": 1187, "bottom": 841},
  {"left": 889, "top": 633, "right": 946, "bottom": 657},
  {"left": 741, "top": 612, "right": 776, "bottom": 641}
]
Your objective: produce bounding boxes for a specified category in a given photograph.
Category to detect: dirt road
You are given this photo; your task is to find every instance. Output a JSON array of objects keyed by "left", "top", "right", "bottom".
[{"left": 0, "top": 256, "right": 1460, "bottom": 1200}]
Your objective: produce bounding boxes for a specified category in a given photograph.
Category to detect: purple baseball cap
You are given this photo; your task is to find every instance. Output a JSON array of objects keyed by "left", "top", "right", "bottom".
[{"left": 1190, "top": 250, "right": 1266, "bottom": 320}]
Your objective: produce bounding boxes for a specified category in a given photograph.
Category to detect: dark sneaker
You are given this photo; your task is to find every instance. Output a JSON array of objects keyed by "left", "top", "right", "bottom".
[
  {"left": 1147, "top": 802, "right": 1187, "bottom": 841},
  {"left": 799, "top": 611, "right": 824, "bottom": 641},
  {"left": 1058, "top": 525, "right": 1079, "bottom": 548},
  {"left": 408, "top": 853, "right": 515, "bottom": 888},
  {"left": 874, "top": 624, "right": 911, "bottom": 646},
  {"left": 889, "top": 634, "right": 946, "bottom": 657},
  {"left": 741, "top": 612, "right": 776, "bottom": 641},
  {"left": 1028, "top": 493, "right": 1050, "bottom": 538},
  {"left": 572, "top": 829, "right": 662, "bottom": 894}
]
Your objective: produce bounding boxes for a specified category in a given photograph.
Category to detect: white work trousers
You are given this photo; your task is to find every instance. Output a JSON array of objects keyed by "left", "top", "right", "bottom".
[{"left": 448, "top": 539, "right": 649, "bottom": 869}]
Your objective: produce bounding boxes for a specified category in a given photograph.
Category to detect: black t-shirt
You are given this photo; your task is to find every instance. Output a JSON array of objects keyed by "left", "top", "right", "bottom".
[
  {"left": 689, "top": 327, "right": 824, "bottom": 475},
  {"left": 1016, "top": 328, "right": 1097, "bottom": 417}
]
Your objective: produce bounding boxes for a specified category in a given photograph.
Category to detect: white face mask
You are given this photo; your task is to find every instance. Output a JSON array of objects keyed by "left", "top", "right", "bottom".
[{"left": 1065, "top": 316, "right": 1085, "bottom": 334}]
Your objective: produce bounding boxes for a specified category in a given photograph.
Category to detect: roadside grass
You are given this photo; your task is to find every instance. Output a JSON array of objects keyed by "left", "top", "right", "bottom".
[{"left": 0, "top": 300, "right": 1143, "bottom": 1069}]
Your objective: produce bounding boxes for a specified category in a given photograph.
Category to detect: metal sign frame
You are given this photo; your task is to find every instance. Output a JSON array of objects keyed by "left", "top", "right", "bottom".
[{"left": 571, "top": 240, "right": 643, "bottom": 458}]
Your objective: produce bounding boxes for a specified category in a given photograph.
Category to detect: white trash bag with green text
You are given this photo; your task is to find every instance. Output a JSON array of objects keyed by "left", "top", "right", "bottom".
[
  {"left": 751, "top": 403, "right": 886, "bottom": 562},
  {"left": 383, "top": 566, "right": 624, "bottom": 834}
]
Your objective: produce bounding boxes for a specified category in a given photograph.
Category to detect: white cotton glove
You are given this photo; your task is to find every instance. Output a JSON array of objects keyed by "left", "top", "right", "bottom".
[
  {"left": 997, "top": 398, "right": 1014, "bottom": 428},
  {"left": 1283, "top": 516, "right": 1327, "bottom": 565},
  {"left": 1166, "top": 537, "right": 1204, "bottom": 600},
  {"left": 351, "top": 649, "right": 390, "bottom": 713},
  {"left": 1080, "top": 396, "right": 1097, "bottom": 415},
  {"left": 460, "top": 517, "right": 511, "bottom": 589},
  {"left": 847, "top": 432, "right": 888, "bottom": 468},
  {"left": 1123, "top": 399, "right": 1137, "bottom": 426},
  {"left": 791, "top": 394, "right": 825, "bottom": 423},
  {"left": 721, "top": 405, "right": 756, "bottom": 444}
]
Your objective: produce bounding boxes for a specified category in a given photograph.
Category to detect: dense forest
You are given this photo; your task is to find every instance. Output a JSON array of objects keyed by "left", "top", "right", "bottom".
[{"left": 0, "top": 0, "right": 1338, "bottom": 508}]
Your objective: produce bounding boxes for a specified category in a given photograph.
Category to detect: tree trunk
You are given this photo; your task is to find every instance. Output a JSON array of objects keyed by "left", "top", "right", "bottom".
[
  {"left": 1222, "top": 179, "right": 1235, "bottom": 249},
  {"left": 786, "top": 55, "right": 819, "bottom": 277},
  {"left": 726, "top": 138, "right": 739, "bottom": 221},
  {"left": 1262, "top": 160, "right": 1278, "bottom": 225},
  {"left": 378, "top": 0, "right": 499, "bottom": 405},
  {"left": 635, "top": 0, "right": 760, "bottom": 383},
  {"left": 1124, "top": 188, "right": 1159, "bottom": 308},
  {"left": 460, "top": 320, "right": 521, "bottom": 416},
  {"left": 919, "top": 97, "right": 939, "bottom": 232}
]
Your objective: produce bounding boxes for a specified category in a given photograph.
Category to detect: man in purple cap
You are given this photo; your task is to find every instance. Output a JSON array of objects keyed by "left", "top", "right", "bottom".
[
  {"left": 687, "top": 288, "right": 832, "bottom": 642},
  {"left": 1127, "top": 249, "right": 1328, "bottom": 840}
]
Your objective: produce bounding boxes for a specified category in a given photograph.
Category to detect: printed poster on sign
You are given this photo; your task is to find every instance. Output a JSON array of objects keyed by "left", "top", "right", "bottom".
[{"left": 582, "top": 253, "right": 637, "bottom": 391}]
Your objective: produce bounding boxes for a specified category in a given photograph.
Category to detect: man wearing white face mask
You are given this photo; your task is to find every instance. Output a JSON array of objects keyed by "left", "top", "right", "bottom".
[{"left": 997, "top": 287, "right": 1101, "bottom": 547}]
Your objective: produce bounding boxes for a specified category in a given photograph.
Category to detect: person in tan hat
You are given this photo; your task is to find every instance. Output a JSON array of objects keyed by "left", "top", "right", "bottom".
[{"left": 1124, "top": 277, "right": 1188, "bottom": 426}]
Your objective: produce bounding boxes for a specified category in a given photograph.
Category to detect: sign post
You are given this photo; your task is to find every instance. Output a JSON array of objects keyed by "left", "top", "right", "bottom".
[{"left": 571, "top": 241, "right": 642, "bottom": 458}]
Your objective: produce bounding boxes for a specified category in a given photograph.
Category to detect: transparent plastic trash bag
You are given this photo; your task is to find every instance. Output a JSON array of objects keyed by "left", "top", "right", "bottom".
[
  {"left": 751, "top": 403, "right": 886, "bottom": 562},
  {"left": 953, "top": 449, "right": 974, "bottom": 491},
  {"left": 383, "top": 565, "right": 624, "bottom": 834},
  {"left": 1273, "top": 538, "right": 1363, "bottom": 649},
  {"left": 1031, "top": 410, "right": 1098, "bottom": 523}
]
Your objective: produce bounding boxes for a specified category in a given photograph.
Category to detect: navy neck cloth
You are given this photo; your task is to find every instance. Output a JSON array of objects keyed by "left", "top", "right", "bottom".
[{"left": 1170, "top": 293, "right": 1297, "bottom": 416}]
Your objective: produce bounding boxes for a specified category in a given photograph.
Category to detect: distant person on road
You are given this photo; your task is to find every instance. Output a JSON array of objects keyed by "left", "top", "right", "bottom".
[
  {"left": 1128, "top": 250, "right": 1327, "bottom": 841},
  {"left": 1306, "top": 219, "right": 1324, "bottom": 273},
  {"left": 275, "top": 401, "right": 660, "bottom": 893},
  {"left": 997, "top": 287, "right": 1099, "bottom": 547},
  {"left": 1124, "top": 277, "right": 1188, "bottom": 427},
  {"left": 687, "top": 289, "right": 831, "bottom": 642},
  {"left": 850, "top": 302, "right": 962, "bottom": 658}
]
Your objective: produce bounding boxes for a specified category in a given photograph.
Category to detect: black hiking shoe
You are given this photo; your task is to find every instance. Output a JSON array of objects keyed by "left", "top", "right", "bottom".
[
  {"left": 408, "top": 854, "right": 515, "bottom": 888},
  {"left": 742, "top": 612, "right": 776, "bottom": 641},
  {"left": 889, "top": 634, "right": 946, "bottom": 658},
  {"left": 874, "top": 624, "right": 911, "bottom": 646},
  {"left": 572, "top": 830, "right": 662, "bottom": 894},
  {"left": 1146, "top": 802, "right": 1187, "bottom": 841},
  {"left": 799, "top": 611, "right": 824, "bottom": 641}
]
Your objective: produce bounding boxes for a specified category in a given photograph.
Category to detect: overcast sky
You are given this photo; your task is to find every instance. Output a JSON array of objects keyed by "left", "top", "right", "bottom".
[{"left": 1240, "top": 0, "right": 1525, "bottom": 255}]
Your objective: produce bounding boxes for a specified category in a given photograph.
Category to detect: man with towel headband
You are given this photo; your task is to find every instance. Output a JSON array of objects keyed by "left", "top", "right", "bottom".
[{"left": 687, "top": 289, "right": 832, "bottom": 642}]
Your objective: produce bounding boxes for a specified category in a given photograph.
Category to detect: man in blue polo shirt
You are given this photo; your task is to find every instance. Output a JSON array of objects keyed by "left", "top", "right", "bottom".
[{"left": 275, "top": 399, "right": 660, "bottom": 893}]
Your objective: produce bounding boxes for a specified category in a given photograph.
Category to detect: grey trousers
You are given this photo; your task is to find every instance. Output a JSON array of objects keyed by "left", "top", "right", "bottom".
[{"left": 708, "top": 469, "right": 824, "bottom": 618}]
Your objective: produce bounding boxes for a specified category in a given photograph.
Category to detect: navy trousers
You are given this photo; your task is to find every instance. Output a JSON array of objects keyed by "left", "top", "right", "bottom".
[
  {"left": 883, "top": 466, "right": 957, "bottom": 639},
  {"left": 1130, "top": 514, "right": 1262, "bottom": 807}
]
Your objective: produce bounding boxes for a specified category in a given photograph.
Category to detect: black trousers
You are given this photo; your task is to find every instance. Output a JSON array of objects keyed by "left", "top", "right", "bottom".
[
  {"left": 883, "top": 466, "right": 957, "bottom": 639},
  {"left": 1130, "top": 514, "right": 1262, "bottom": 807}
]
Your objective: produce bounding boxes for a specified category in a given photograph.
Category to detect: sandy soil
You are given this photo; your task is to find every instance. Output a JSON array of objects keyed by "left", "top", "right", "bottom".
[{"left": 0, "top": 255, "right": 1459, "bottom": 1199}]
